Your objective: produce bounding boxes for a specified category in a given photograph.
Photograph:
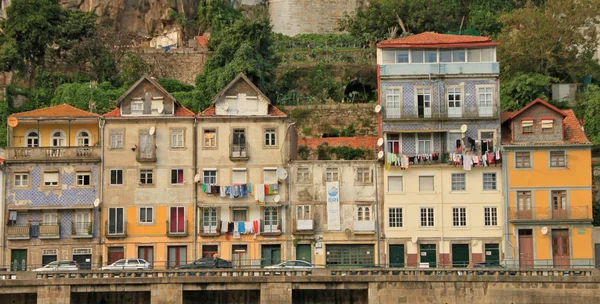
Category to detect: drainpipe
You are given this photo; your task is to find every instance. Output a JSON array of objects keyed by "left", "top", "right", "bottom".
[
  {"left": 374, "top": 161, "right": 381, "bottom": 266},
  {"left": 1, "top": 163, "right": 5, "bottom": 268},
  {"left": 440, "top": 167, "right": 444, "bottom": 268},
  {"left": 502, "top": 150, "right": 512, "bottom": 265},
  {"left": 98, "top": 118, "right": 105, "bottom": 267},
  {"left": 193, "top": 118, "right": 198, "bottom": 260},
  {"left": 288, "top": 166, "right": 293, "bottom": 260}
]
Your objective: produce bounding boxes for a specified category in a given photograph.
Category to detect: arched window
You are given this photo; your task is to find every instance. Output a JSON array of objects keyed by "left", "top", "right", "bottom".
[
  {"left": 364, "top": 206, "right": 371, "bottom": 221},
  {"left": 76, "top": 129, "right": 91, "bottom": 146},
  {"left": 51, "top": 130, "right": 66, "bottom": 147},
  {"left": 357, "top": 207, "right": 364, "bottom": 221},
  {"left": 25, "top": 130, "right": 39, "bottom": 147}
]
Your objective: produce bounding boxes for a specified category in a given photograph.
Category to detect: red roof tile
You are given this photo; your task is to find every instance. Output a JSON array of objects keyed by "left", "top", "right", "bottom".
[
  {"left": 103, "top": 108, "right": 120, "bottom": 118},
  {"left": 103, "top": 104, "right": 195, "bottom": 118},
  {"left": 200, "top": 106, "right": 215, "bottom": 116},
  {"left": 378, "top": 32, "right": 498, "bottom": 48},
  {"left": 507, "top": 98, "right": 566, "bottom": 121},
  {"left": 195, "top": 36, "right": 209, "bottom": 47},
  {"left": 198, "top": 105, "right": 287, "bottom": 117},
  {"left": 562, "top": 109, "right": 590, "bottom": 145},
  {"left": 11, "top": 104, "right": 99, "bottom": 118},
  {"left": 299, "top": 137, "right": 377, "bottom": 150},
  {"left": 501, "top": 111, "right": 515, "bottom": 124}
]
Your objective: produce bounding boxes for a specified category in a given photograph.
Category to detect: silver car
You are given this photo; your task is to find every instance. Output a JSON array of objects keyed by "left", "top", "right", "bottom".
[
  {"left": 33, "top": 260, "right": 79, "bottom": 272},
  {"left": 101, "top": 258, "right": 150, "bottom": 271},
  {"left": 264, "top": 260, "right": 315, "bottom": 269}
]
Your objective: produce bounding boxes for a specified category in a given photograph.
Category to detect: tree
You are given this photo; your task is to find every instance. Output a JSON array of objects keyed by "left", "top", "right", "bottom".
[
  {"left": 575, "top": 84, "right": 600, "bottom": 145},
  {"left": 195, "top": 0, "right": 241, "bottom": 35},
  {"left": 468, "top": 0, "right": 516, "bottom": 37},
  {"left": 497, "top": 0, "right": 600, "bottom": 82},
  {"left": 500, "top": 73, "right": 554, "bottom": 111}
]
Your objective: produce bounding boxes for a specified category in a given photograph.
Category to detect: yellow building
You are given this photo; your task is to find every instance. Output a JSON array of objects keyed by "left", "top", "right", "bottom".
[
  {"left": 101, "top": 76, "right": 196, "bottom": 268},
  {"left": 502, "top": 98, "right": 593, "bottom": 268}
]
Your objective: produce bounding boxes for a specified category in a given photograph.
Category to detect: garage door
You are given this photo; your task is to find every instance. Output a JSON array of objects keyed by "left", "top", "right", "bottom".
[{"left": 325, "top": 244, "right": 374, "bottom": 268}]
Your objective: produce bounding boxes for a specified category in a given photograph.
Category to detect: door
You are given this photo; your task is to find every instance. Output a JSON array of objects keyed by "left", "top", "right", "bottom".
[
  {"left": 552, "top": 229, "right": 570, "bottom": 268},
  {"left": 138, "top": 246, "right": 154, "bottom": 267},
  {"left": 108, "top": 208, "right": 124, "bottom": 235},
  {"left": 139, "top": 130, "right": 153, "bottom": 158},
  {"left": 42, "top": 254, "right": 57, "bottom": 266},
  {"left": 417, "top": 88, "right": 431, "bottom": 118},
  {"left": 485, "top": 243, "right": 500, "bottom": 266},
  {"left": 11, "top": 249, "right": 27, "bottom": 271},
  {"left": 451, "top": 244, "right": 470, "bottom": 268},
  {"left": 74, "top": 212, "right": 91, "bottom": 236},
  {"left": 419, "top": 244, "right": 436, "bottom": 268},
  {"left": 168, "top": 246, "right": 187, "bottom": 268},
  {"left": 202, "top": 245, "right": 219, "bottom": 258},
  {"left": 518, "top": 229, "right": 534, "bottom": 268},
  {"left": 478, "top": 87, "right": 493, "bottom": 117},
  {"left": 261, "top": 245, "right": 281, "bottom": 267},
  {"left": 595, "top": 244, "right": 600, "bottom": 268},
  {"left": 264, "top": 206, "right": 279, "bottom": 233},
  {"left": 389, "top": 244, "right": 405, "bottom": 268},
  {"left": 296, "top": 244, "right": 312, "bottom": 264},
  {"left": 107, "top": 247, "right": 124, "bottom": 265},
  {"left": 447, "top": 88, "right": 462, "bottom": 118},
  {"left": 170, "top": 207, "right": 185, "bottom": 233},
  {"left": 73, "top": 254, "right": 92, "bottom": 270},
  {"left": 325, "top": 244, "right": 375, "bottom": 268},
  {"left": 233, "top": 129, "right": 246, "bottom": 156}
]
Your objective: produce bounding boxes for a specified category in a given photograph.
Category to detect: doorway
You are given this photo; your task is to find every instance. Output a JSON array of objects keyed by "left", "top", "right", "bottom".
[
  {"left": 167, "top": 246, "right": 187, "bottom": 269},
  {"left": 552, "top": 229, "right": 570, "bottom": 268},
  {"left": 389, "top": 244, "right": 405, "bottom": 267},
  {"left": 296, "top": 244, "right": 312, "bottom": 264},
  {"left": 261, "top": 244, "right": 281, "bottom": 267},
  {"left": 485, "top": 243, "right": 500, "bottom": 265},
  {"left": 419, "top": 244, "right": 436, "bottom": 268},
  {"left": 138, "top": 246, "right": 154, "bottom": 267},
  {"left": 595, "top": 244, "right": 600, "bottom": 268},
  {"left": 73, "top": 248, "right": 92, "bottom": 270},
  {"left": 11, "top": 249, "right": 27, "bottom": 271},
  {"left": 518, "top": 229, "right": 534, "bottom": 268},
  {"left": 202, "top": 245, "right": 219, "bottom": 258},
  {"left": 451, "top": 244, "right": 470, "bottom": 268},
  {"left": 107, "top": 247, "right": 124, "bottom": 265}
]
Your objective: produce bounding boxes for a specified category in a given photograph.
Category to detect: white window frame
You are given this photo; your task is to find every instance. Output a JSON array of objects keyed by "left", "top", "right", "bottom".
[
  {"left": 76, "top": 129, "right": 92, "bottom": 147},
  {"left": 50, "top": 129, "right": 67, "bottom": 147},
  {"left": 325, "top": 167, "right": 339, "bottom": 182},
  {"left": 385, "top": 87, "right": 402, "bottom": 119},
  {"left": 451, "top": 173, "right": 466, "bottom": 191},
  {"left": 43, "top": 171, "right": 59, "bottom": 187},
  {"left": 43, "top": 213, "right": 58, "bottom": 225},
  {"left": 420, "top": 207, "right": 435, "bottom": 227},
  {"left": 202, "top": 207, "right": 218, "bottom": 230},
  {"left": 232, "top": 208, "right": 247, "bottom": 222},
  {"left": 419, "top": 175, "right": 434, "bottom": 192},
  {"left": 356, "top": 167, "right": 372, "bottom": 184},
  {"left": 296, "top": 205, "right": 311, "bottom": 220},
  {"left": 264, "top": 128, "right": 276, "bottom": 147},
  {"left": 484, "top": 207, "right": 498, "bottom": 226},
  {"left": 14, "top": 172, "right": 29, "bottom": 187},
  {"left": 297, "top": 167, "right": 310, "bottom": 183},
  {"left": 446, "top": 87, "right": 463, "bottom": 117},
  {"left": 483, "top": 173, "right": 497, "bottom": 191},
  {"left": 25, "top": 129, "right": 40, "bottom": 147},
  {"left": 232, "top": 168, "right": 247, "bottom": 184},
  {"left": 415, "top": 87, "right": 432, "bottom": 118},
  {"left": 386, "top": 133, "right": 401, "bottom": 154},
  {"left": 452, "top": 207, "right": 467, "bottom": 227},
  {"left": 387, "top": 175, "right": 403, "bottom": 192},
  {"left": 170, "top": 129, "right": 184, "bottom": 148},
  {"left": 203, "top": 169, "right": 217, "bottom": 184},
  {"left": 76, "top": 172, "right": 91, "bottom": 186},
  {"left": 109, "top": 129, "right": 124, "bottom": 149},
  {"left": 356, "top": 205, "right": 373, "bottom": 221},
  {"left": 476, "top": 85, "right": 495, "bottom": 117},
  {"left": 388, "top": 208, "right": 403, "bottom": 228},
  {"left": 139, "top": 169, "right": 153, "bottom": 185},
  {"left": 139, "top": 207, "right": 154, "bottom": 224},
  {"left": 131, "top": 100, "right": 143, "bottom": 112},
  {"left": 264, "top": 206, "right": 279, "bottom": 230},
  {"left": 416, "top": 133, "right": 432, "bottom": 154}
]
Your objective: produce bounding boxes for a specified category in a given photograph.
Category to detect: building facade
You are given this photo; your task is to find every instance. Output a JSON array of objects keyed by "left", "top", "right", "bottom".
[
  {"left": 3, "top": 105, "right": 101, "bottom": 270},
  {"left": 101, "top": 76, "right": 196, "bottom": 268},
  {"left": 196, "top": 73, "right": 296, "bottom": 267},
  {"left": 289, "top": 160, "right": 383, "bottom": 267},
  {"left": 377, "top": 32, "right": 504, "bottom": 267},
  {"left": 502, "top": 99, "right": 594, "bottom": 267}
]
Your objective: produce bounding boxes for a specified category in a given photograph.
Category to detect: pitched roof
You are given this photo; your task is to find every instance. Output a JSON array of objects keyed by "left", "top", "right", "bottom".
[
  {"left": 505, "top": 98, "right": 566, "bottom": 121},
  {"left": 103, "top": 104, "right": 195, "bottom": 118},
  {"left": 299, "top": 137, "right": 377, "bottom": 150},
  {"left": 377, "top": 32, "right": 498, "bottom": 49},
  {"left": 114, "top": 75, "right": 178, "bottom": 107},
  {"left": 199, "top": 104, "right": 286, "bottom": 117},
  {"left": 211, "top": 73, "right": 270, "bottom": 104},
  {"left": 11, "top": 104, "right": 99, "bottom": 118},
  {"left": 195, "top": 35, "right": 209, "bottom": 47}
]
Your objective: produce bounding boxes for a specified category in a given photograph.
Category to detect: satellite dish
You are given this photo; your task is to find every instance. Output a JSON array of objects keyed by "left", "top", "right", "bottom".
[
  {"left": 273, "top": 195, "right": 280, "bottom": 203},
  {"left": 7, "top": 117, "right": 18, "bottom": 128},
  {"left": 276, "top": 168, "right": 288, "bottom": 180},
  {"left": 149, "top": 127, "right": 156, "bottom": 135},
  {"left": 541, "top": 227, "right": 548, "bottom": 235},
  {"left": 411, "top": 236, "right": 418, "bottom": 243},
  {"left": 194, "top": 174, "right": 200, "bottom": 183},
  {"left": 93, "top": 198, "right": 100, "bottom": 208},
  {"left": 157, "top": 104, "right": 164, "bottom": 114},
  {"left": 460, "top": 124, "right": 468, "bottom": 134},
  {"left": 377, "top": 151, "right": 384, "bottom": 159},
  {"left": 377, "top": 138, "right": 384, "bottom": 147},
  {"left": 374, "top": 105, "right": 382, "bottom": 113}
]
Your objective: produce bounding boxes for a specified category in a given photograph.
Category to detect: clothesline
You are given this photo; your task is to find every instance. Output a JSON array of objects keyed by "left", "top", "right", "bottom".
[
  {"left": 384, "top": 150, "right": 502, "bottom": 171},
  {"left": 201, "top": 183, "right": 279, "bottom": 203}
]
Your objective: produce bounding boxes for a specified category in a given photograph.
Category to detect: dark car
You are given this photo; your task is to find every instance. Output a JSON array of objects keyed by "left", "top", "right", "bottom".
[
  {"left": 467, "top": 262, "right": 505, "bottom": 269},
  {"left": 176, "top": 258, "right": 233, "bottom": 269}
]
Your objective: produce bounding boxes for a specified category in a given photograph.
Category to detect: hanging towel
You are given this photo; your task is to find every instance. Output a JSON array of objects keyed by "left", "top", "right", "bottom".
[
  {"left": 214, "top": 185, "right": 221, "bottom": 194},
  {"left": 496, "top": 151, "right": 501, "bottom": 160},
  {"left": 463, "top": 155, "right": 472, "bottom": 171},
  {"left": 238, "top": 222, "right": 245, "bottom": 233},
  {"left": 228, "top": 222, "right": 234, "bottom": 233},
  {"left": 244, "top": 221, "right": 253, "bottom": 234},
  {"left": 400, "top": 155, "right": 409, "bottom": 169},
  {"left": 241, "top": 184, "right": 248, "bottom": 197},
  {"left": 202, "top": 184, "right": 207, "bottom": 193},
  {"left": 220, "top": 188, "right": 227, "bottom": 198},
  {"left": 272, "top": 183, "right": 279, "bottom": 194},
  {"left": 385, "top": 152, "right": 391, "bottom": 170},
  {"left": 253, "top": 220, "right": 260, "bottom": 235},
  {"left": 233, "top": 231, "right": 240, "bottom": 239},
  {"left": 248, "top": 183, "right": 253, "bottom": 195},
  {"left": 206, "top": 184, "right": 212, "bottom": 194},
  {"left": 234, "top": 222, "right": 239, "bottom": 233}
]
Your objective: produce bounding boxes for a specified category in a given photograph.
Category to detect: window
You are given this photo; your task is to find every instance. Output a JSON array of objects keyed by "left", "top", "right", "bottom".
[
  {"left": 439, "top": 49, "right": 452, "bottom": 62},
  {"left": 452, "top": 207, "right": 467, "bottom": 227},
  {"left": 467, "top": 48, "right": 494, "bottom": 62},
  {"left": 452, "top": 49, "right": 466, "bottom": 62},
  {"left": 43, "top": 172, "right": 59, "bottom": 186},
  {"left": 484, "top": 207, "right": 498, "bottom": 226},
  {"left": 541, "top": 119, "right": 554, "bottom": 133},
  {"left": 326, "top": 167, "right": 339, "bottom": 182},
  {"left": 264, "top": 128, "right": 276, "bottom": 146},
  {"left": 264, "top": 168, "right": 277, "bottom": 184},
  {"left": 110, "top": 130, "right": 123, "bottom": 149},
  {"left": 388, "top": 176, "right": 403, "bottom": 192},
  {"left": 139, "top": 207, "right": 154, "bottom": 223},
  {"left": 357, "top": 206, "right": 372, "bottom": 221},
  {"left": 74, "top": 213, "right": 90, "bottom": 235},
  {"left": 203, "top": 170, "right": 217, "bottom": 184},
  {"left": 204, "top": 129, "right": 216, "bottom": 148},
  {"left": 356, "top": 167, "right": 371, "bottom": 184},
  {"left": 140, "top": 169, "right": 153, "bottom": 185},
  {"left": 169, "top": 207, "right": 186, "bottom": 233},
  {"left": 202, "top": 207, "right": 218, "bottom": 229},
  {"left": 76, "top": 172, "right": 91, "bottom": 186},
  {"left": 550, "top": 151, "right": 566, "bottom": 168},
  {"left": 448, "top": 132, "right": 462, "bottom": 152},
  {"left": 297, "top": 167, "right": 310, "bottom": 183},
  {"left": 43, "top": 213, "right": 58, "bottom": 225},
  {"left": 424, "top": 50, "right": 437, "bottom": 62},
  {"left": 232, "top": 208, "right": 247, "bottom": 222},
  {"left": 51, "top": 130, "right": 66, "bottom": 147},
  {"left": 416, "top": 88, "right": 431, "bottom": 118},
  {"left": 517, "top": 191, "right": 532, "bottom": 210},
  {"left": 139, "top": 130, "right": 154, "bottom": 158},
  {"left": 483, "top": 173, "right": 497, "bottom": 190},
  {"left": 382, "top": 50, "right": 395, "bottom": 64},
  {"left": 396, "top": 50, "right": 409, "bottom": 63},
  {"left": 108, "top": 207, "right": 125, "bottom": 235},
  {"left": 552, "top": 190, "right": 567, "bottom": 210},
  {"left": 451, "top": 173, "right": 466, "bottom": 191},
  {"left": 110, "top": 169, "right": 123, "bottom": 185},
  {"left": 447, "top": 88, "right": 462, "bottom": 109},
  {"left": 417, "top": 133, "right": 431, "bottom": 154},
  {"left": 264, "top": 206, "right": 279, "bottom": 229},
  {"left": 386, "top": 88, "right": 401, "bottom": 118},
  {"left": 77, "top": 130, "right": 91, "bottom": 146},
  {"left": 296, "top": 205, "right": 311, "bottom": 220},
  {"left": 420, "top": 208, "right": 434, "bottom": 227},
  {"left": 386, "top": 134, "right": 400, "bottom": 154},
  {"left": 419, "top": 176, "right": 434, "bottom": 192},
  {"left": 480, "top": 131, "right": 494, "bottom": 153},
  {"left": 25, "top": 130, "right": 39, "bottom": 147},
  {"left": 411, "top": 49, "right": 424, "bottom": 63},
  {"left": 389, "top": 208, "right": 403, "bottom": 228},
  {"left": 14, "top": 173, "right": 29, "bottom": 187},
  {"left": 132, "top": 101, "right": 143, "bottom": 112},
  {"left": 478, "top": 87, "right": 494, "bottom": 117},
  {"left": 232, "top": 169, "right": 247, "bottom": 184},
  {"left": 233, "top": 129, "right": 246, "bottom": 148},
  {"left": 521, "top": 120, "right": 533, "bottom": 133},
  {"left": 170, "top": 129, "right": 184, "bottom": 148},
  {"left": 515, "top": 152, "right": 531, "bottom": 168},
  {"left": 171, "top": 169, "right": 184, "bottom": 184}
]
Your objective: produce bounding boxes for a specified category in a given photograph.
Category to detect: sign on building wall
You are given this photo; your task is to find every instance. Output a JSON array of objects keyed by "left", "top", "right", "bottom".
[{"left": 326, "top": 182, "right": 341, "bottom": 230}]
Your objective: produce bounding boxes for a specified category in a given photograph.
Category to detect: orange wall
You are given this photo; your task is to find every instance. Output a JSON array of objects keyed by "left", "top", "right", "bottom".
[
  {"left": 12, "top": 122, "right": 99, "bottom": 147},
  {"left": 507, "top": 150, "right": 591, "bottom": 188}
]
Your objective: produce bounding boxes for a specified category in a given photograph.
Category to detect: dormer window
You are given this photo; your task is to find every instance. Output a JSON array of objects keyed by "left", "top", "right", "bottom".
[
  {"left": 132, "top": 100, "right": 143, "bottom": 113},
  {"left": 541, "top": 118, "right": 554, "bottom": 133},
  {"left": 521, "top": 119, "right": 533, "bottom": 133}
]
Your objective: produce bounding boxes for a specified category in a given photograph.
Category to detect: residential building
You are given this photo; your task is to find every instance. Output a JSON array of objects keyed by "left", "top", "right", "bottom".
[
  {"left": 196, "top": 73, "right": 296, "bottom": 267},
  {"left": 502, "top": 98, "right": 594, "bottom": 267},
  {"left": 3, "top": 105, "right": 101, "bottom": 270},
  {"left": 289, "top": 160, "right": 383, "bottom": 267},
  {"left": 101, "top": 76, "right": 196, "bottom": 268},
  {"left": 377, "top": 32, "right": 503, "bottom": 267}
]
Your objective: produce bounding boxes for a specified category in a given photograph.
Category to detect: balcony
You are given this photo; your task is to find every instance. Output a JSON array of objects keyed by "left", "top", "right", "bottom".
[
  {"left": 293, "top": 219, "right": 314, "bottom": 235},
  {"left": 230, "top": 144, "right": 249, "bottom": 161},
  {"left": 6, "top": 147, "right": 101, "bottom": 163},
  {"left": 509, "top": 206, "right": 591, "bottom": 223},
  {"left": 200, "top": 221, "right": 221, "bottom": 237},
  {"left": 354, "top": 220, "right": 376, "bottom": 234},
  {"left": 105, "top": 221, "right": 127, "bottom": 238},
  {"left": 167, "top": 220, "right": 188, "bottom": 237},
  {"left": 136, "top": 147, "right": 157, "bottom": 162},
  {"left": 72, "top": 221, "right": 93, "bottom": 238},
  {"left": 38, "top": 224, "right": 60, "bottom": 239},
  {"left": 379, "top": 62, "right": 499, "bottom": 77},
  {"left": 387, "top": 151, "right": 445, "bottom": 166},
  {"left": 383, "top": 107, "right": 498, "bottom": 121},
  {"left": 7, "top": 225, "right": 30, "bottom": 240},
  {"left": 261, "top": 219, "right": 282, "bottom": 236}
]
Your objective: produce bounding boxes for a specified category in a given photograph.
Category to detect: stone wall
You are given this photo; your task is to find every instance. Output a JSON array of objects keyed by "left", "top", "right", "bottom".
[{"left": 140, "top": 49, "right": 209, "bottom": 85}]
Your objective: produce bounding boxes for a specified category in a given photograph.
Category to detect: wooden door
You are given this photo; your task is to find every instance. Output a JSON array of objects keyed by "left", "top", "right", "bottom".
[
  {"left": 167, "top": 246, "right": 187, "bottom": 268},
  {"left": 451, "top": 244, "right": 470, "bottom": 268},
  {"left": 108, "top": 247, "right": 124, "bottom": 265},
  {"left": 296, "top": 244, "right": 312, "bottom": 264},
  {"left": 518, "top": 231, "right": 534, "bottom": 268},
  {"left": 11, "top": 249, "right": 27, "bottom": 271},
  {"left": 552, "top": 229, "right": 570, "bottom": 268},
  {"left": 484, "top": 243, "right": 500, "bottom": 266},
  {"left": 138, "top": 246, "right": 154, "bottom": 267},
  {"left": 389, "top": 245, "right": 405, "bottom": 268},
  {"left": 420, "top": 244, "right": 437, "bottom": 268}
]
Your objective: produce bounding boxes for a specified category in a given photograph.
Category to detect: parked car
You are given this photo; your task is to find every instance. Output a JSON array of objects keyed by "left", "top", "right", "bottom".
[
  {"left": 264, "top": 260, "right": 315, "bottom": 269},
  {"left": 33, "top": 260, "right": 79, "bottom": 272},
  {"left": 176, "top": 257, "right": 232, "bottom": 269},
  {"left": 467, "top": 262, "right": 505, "bottom": 269},
  {"left": 101, "top": 259, "right": 150, "bottom": 271}
]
